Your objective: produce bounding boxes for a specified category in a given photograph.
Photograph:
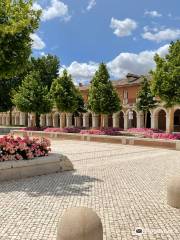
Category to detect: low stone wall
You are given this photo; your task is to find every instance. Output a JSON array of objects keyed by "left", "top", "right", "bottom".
[
  {"left": 0, "top": 153, "right": 74, "bottom": 182},
  {"left": 11, "top": 130, "right": 180, "bottom": 151},
  {"left": 0, "top": 127, "right": 21, "bottom": 134}
]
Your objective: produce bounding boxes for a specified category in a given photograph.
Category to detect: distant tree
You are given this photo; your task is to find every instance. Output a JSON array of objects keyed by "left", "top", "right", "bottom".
[
  {"left": 136, "top": 77, "right": 158, "bottom": 128},
  {"left": 151, "top": 40, "right": 180, "bottom": 107},
  {"left": 50, "top": 70, "right": 79, "bottom": 113},
  {"left": 88, "top": 63, "right": 121, "bottom": 125},
  {"left": 0, "top": 0, "right": 41, "bottom": 78},
  {"left": 12, "top": 71, "right": 53, "bottom": 127},
  {"left": 31, "top": 55, "right": 60, "bottom": 89}
]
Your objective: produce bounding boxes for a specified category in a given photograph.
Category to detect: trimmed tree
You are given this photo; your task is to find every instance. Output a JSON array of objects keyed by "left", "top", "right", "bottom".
[
  {"left": 151, "top": 40, "right": 180, "bottom": 107},
  {"left": 31, "top": 55, "right": 60, "bottom": 90},
  {"left": 151, "top": 40, "right": 180, "bottom": 132},
  {"left": 136, "top": 77, "right": 158, "bottom": 128},
  {"left": 0, "top": 0, "right": 41, "bottom": 78},
  {"left": 88, "top": 63, "right": 121, "bottom": 126},
  {"left": 12, "top": 71, "right": 53, "bottom": 127},
  {"left": 50, "top": 70, "right": 78, "bottom": 113}
]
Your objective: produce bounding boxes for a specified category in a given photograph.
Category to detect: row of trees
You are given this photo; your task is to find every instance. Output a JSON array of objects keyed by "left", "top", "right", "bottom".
[{"left": 12, "top": 62, "right": 121, "bottom": 127}]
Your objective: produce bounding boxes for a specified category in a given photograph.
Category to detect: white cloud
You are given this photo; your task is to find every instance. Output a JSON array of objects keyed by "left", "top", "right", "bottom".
[
  {"left": 144, "top": 10, "right": 162, "bottom": 17},
  {"left": 59, "top": 61, "right": 98, "bottom": 84},
  {"left": 110, "top": 18, "right": 137, "bottom": 37},
  {"left": 61, "top": 44, "right": 169, "bottom": 83},
  {"left": 30, "top": 33, "right": 46, "bottom": 50},
  {"left": 33, "top": 0, "right": 70, "bottom": 22},
  {"left": 142, "top": 28, "right": 180, "bottom": 42},
  {"left": 86, "top": 0, "right": 96, "bottom": 11},
  {"left": 32, "top": 2, "right": 42, "bottom": 11},
  {"left": 107, "top": 44, "right": 169, "bottom": 78}
]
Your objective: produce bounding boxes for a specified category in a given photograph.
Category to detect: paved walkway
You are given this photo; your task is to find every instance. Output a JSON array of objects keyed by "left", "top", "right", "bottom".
[{"left": 0, "top": 140, "right": 180, "bottom": 240}]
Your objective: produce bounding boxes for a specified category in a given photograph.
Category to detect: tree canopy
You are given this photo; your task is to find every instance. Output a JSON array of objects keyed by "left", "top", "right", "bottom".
[
  {"left": 88, "top": 63, "right": 121, "bottom": 115},
  {"left": 151, "top": 40, "right": 180, "bottom": 107},
  {"left": 50, "top": 70, "right": 79, "bottom": 113},
  {"left": 136, "top": 77, "right": 158, "bottom": 127},
  {"left": 12, "top": 71, "right": 53, "bottom": 127},
  {"left": 0, "top": 0, "right": 41, "bottom": 78},
  {"left": 31, "top": 55, "right": 60, "bottom": 89}
]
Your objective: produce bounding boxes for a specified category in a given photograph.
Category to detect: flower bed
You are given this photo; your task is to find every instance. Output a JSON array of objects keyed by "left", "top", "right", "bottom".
[
  {"left": 44, "top": 127, "right": 81, "bottom": 133},
  {"left": 80, "top": 128, "right": 122, "bottom": 135},
  {"left": 128, "top": 128, "right": 180, "bottom": 140},
  {"left": 0, "top": 135, "right": 51, "bottom": 162}
]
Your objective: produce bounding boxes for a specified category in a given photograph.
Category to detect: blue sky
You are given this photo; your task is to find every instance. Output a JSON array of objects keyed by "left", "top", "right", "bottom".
[{"left": 31, "top": 0, "right": 180, "bottom": 83}]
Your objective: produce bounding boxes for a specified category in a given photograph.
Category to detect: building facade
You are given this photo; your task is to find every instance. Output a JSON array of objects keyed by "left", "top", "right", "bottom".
[{"left": 0, "top": 73, "right": 180, "bottom": 133}]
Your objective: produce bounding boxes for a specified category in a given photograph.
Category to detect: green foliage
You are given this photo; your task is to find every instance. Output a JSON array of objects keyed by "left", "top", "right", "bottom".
[
  {"left": 31, "top": 55, "right": 60, "bottom": 89},
  {"left": 50, "top": 70, "right": 79, "bottom": 113},
  {"left": 88, "top": 63, "right": 121, "bottom": 114},
  {"left": 0, "top": 0, "right": 41, "bottom": 78},
  {"left": 12, "top": 71, "right": 53, "bottom": 116},
  {"left": 136, "top": 77, "right": 158, "bottom": 113},
  {"left": 151, "top": 40, "right": 180, "bottom": 107}
]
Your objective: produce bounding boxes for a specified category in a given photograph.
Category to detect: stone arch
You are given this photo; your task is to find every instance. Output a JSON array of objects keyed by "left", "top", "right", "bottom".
[
  {"left": 126, "top": 109, "right": 137, "bottom": 128},
  {"left": 174, "top": 108, "right": 180, "bottom": 132},
  {"left": 152, "top": 107, "right": 168, "bottom": 131},
  {"left": 15, "top": 113, "right": 20, "bottom": 125},
  {"left": 53, "top": 112, "right": 60, "bottom": 128}
]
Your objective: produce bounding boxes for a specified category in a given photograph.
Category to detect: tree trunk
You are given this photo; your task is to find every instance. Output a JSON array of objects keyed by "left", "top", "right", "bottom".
[
  {"left": 35, "top": 113, "right": 40, "bottom": 128},
  {"left": 9, "top": 108, "right": 12, "bottom": 126}
]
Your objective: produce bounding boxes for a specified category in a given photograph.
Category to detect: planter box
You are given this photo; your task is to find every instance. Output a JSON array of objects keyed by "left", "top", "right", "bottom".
[{"left": 0, "top": 153, "right": 74, "bottom": 182}]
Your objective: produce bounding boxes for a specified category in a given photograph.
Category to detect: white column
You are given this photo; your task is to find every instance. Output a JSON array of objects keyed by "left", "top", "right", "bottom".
[
  {"left": 46, "top": 114, "right": 52, "bottom": 126},
  {"left": 113, "top": 113, "right": 119, "bottom": 128},
  {"left": 151, "top": 114, "right": 158, "bottom": 129},
  {"left": 102, "top": 115, "right": 108, "bottom": 128},
  {"left": 20, "top": 112, "right": 26, "bottom": 126},
  {"left": 92, "top": 114, "right": 99, "bottom": 128},
  {"left": 66, "top": 113, "right": 73, "bottom": 127},
  {"left": 83, "top": 113, "right": 89, "bottom": 128},
  {"left": 137, "top": 113, "right": 144, "bottom": 128},
  {"left": 60, "top": 113, "right": 66, "bottom": 128},
  {"left": 124, "top": 114, "right": 128, "bottom": 130}
]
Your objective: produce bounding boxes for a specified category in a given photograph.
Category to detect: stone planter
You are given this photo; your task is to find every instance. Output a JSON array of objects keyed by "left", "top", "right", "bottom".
[{"left": 0, "top": 153, "right": 74, "bottom": 182}]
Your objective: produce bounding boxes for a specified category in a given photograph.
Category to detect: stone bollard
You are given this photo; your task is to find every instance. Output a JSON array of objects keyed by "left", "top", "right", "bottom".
[
  {"left": 167, "top": 176, "right": 180, "bottom": 208},
  {"left": 57, "top": 207, "right": 103, "bottom": 240}
]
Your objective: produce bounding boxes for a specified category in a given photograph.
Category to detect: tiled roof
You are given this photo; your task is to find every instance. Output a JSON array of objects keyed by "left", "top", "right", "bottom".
[{"left": 79, "top": 73, "right": 151, "bottom": 90}]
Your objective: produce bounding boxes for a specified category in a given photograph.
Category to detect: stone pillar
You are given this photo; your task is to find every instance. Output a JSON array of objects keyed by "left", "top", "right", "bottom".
[
  {"left": 6, "top": 115, "right": 10, "bottom": 126},
  {"left": 40, "top": 114, "right": 46, "bottom": 127},
  {"left": 83, "top": 113, "right": 89, "bottom": 128},
  {"left": 20, "top": 112, "right": 26, "bottom": 126},
  {"left": 124, "top": 114, "right": 128, "bottom": 130},
  {"left": 57, "top": 207, "right": 103, "bottom": 240},
  {"left": 75, "top": 117, "right": 81, "bottom": 128},
  {"left": 113, "top": 113, "right": 119, "bottom": 128},
  {"left": 102, "top": 115, "right": 108, "bottom": 128},
  {"left": 46, "top": 114, "right": 53, "bottom": 126},
  {"left": 12, "top": 114, "right": 15, "bottom": 126},
  {"left": 60, "top": 113, "right": 66, "bottom": 128},
  {"left": 0, "top": 115, "right": 2, "bottom": 125},
  {"left": 137, "top": 113, "right": 144, "bottom": 128},
  {"left": 92, "top": 114, "right": 99, "bottom": 128},
  {"left": 2, "top": 115, "right": 6, "bottom": 125},
  {"left": 66, "top": 113, "right": 73, "bottom": 127},
  {"left": 166, "top": 108, "right": 174, "bottom": 133}
]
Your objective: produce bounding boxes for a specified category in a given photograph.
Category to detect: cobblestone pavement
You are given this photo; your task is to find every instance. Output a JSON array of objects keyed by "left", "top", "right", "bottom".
[{"left": 0, "top": 140, "right": 180, "bottom": 240}]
